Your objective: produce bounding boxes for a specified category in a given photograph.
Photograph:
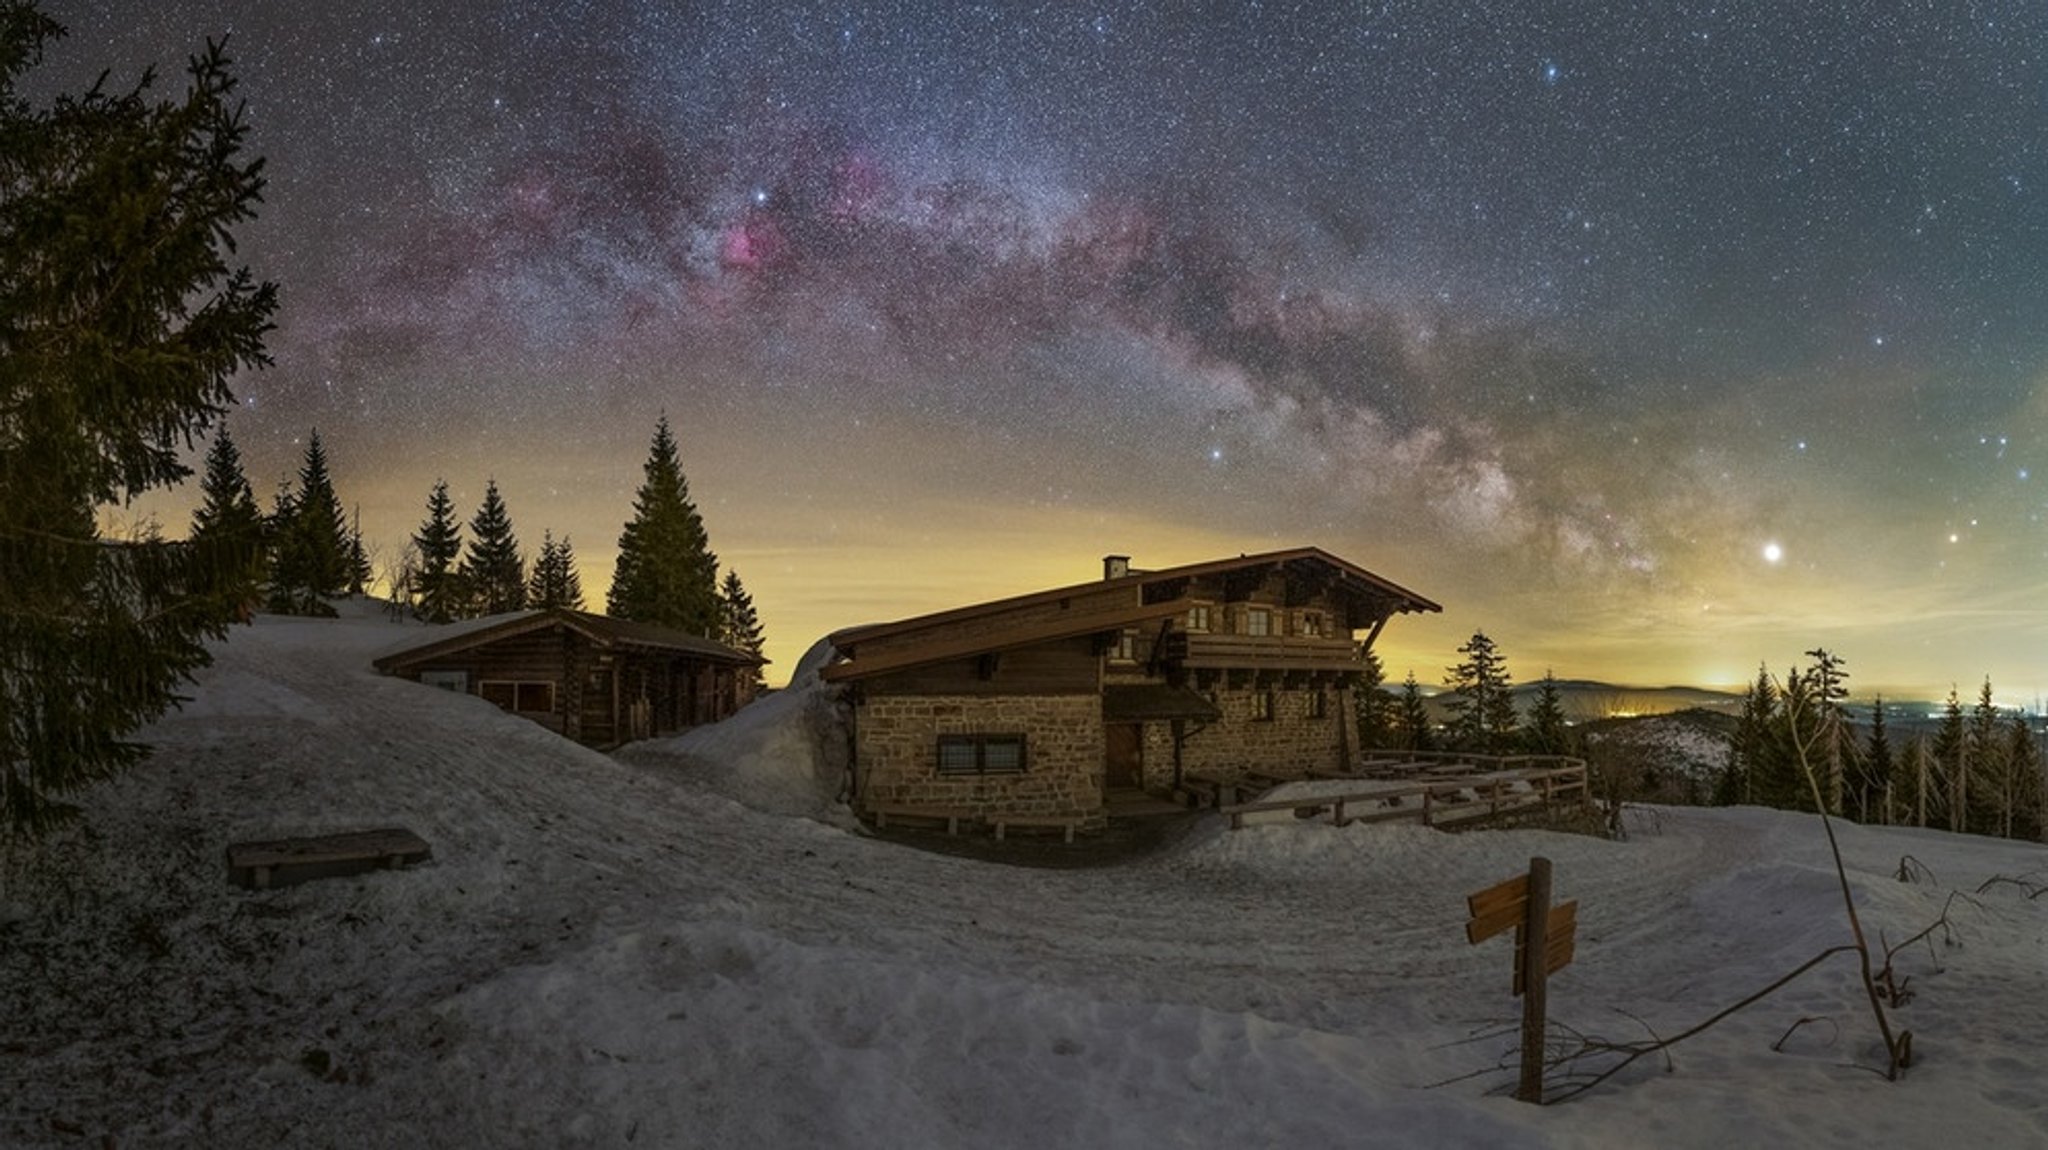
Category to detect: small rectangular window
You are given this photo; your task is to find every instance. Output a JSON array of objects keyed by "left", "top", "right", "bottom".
[
  {"left": 936, "top": 734, "right": 1028, "bottom": 774},
  {"left": 1246, "top": 608, "right": 1272, "bottom": 637},
  {"left": 937, "top": 739, "right": 981, "bottom": 773},
  {"left": 480, "top": 680, "right": 554, "bottom": 713},
  {"left": 981, "top": 737, "right": 1025, "bottom": 772},
  {"left": 1251, "top": 691, "right": 1274, "bottom": 721},
  {"left": 1301, "top": 613, "right": 1324, "bottom": 637},
  {"left": 1186, "top": 605, "right": 1212, "bottom": 632},
  {"left": 1309, "top": 691, "right": 1328, "bottom": 719},
  {"left": 1112, "top": 630, "right": 1138, "bottom": 662}
]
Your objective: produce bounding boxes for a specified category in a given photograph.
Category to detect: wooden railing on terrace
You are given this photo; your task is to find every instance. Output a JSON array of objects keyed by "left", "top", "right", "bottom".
[
  {"left": 1158, "top": 631, "right": 1361, "bottom": 672},
  {"left": 1205, "top": 751, "right": 1590, "bottom": 832}
]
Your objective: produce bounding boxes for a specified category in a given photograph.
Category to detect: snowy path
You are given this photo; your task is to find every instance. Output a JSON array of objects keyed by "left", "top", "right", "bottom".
[{"left": 4, "top": 612, "right": 2046, "bottom": 1147}]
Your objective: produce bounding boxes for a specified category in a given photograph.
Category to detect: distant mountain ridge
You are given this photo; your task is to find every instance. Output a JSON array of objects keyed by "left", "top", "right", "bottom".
[
  {"left": 1512, "top": 680, "right": 1744, "bottom": 722},
  {"left": 1392, "top": 679, "right": 1744, "bottom": 723}
]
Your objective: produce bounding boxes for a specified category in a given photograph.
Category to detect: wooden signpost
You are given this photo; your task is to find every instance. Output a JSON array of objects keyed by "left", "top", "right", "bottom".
[{"left": 1464, "top": 856, "right": 1576, "bottom": 1103}]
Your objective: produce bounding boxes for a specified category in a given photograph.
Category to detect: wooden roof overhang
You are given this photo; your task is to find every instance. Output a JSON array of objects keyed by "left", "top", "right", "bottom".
[
  {"left": 373, "top": 608, "right": 762, "bottom": 673},
  {"left": 1131, "top": 547, "right": 1442, "bottom": 622},
  {"left": 829, "top": 546, "right": 1438, "bottom": 656},
  {"left": 821, "top": 598, "right": 1193, "bottom": 683}
]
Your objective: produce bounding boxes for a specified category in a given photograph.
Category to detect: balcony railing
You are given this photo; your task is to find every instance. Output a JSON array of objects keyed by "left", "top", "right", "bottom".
[{"left": 1156, "top": 631, "right": 1361, "bottom": 672}]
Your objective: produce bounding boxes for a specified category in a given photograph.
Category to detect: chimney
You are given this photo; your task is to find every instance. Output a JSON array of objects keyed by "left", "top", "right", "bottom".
[{"left": 1102, "top": 554, "right": 1131, "bottom": 581}]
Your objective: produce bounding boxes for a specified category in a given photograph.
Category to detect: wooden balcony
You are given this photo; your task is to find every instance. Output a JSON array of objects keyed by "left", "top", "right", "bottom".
[{"left": 1159, "top": 631, "right": 1362, "bottom": 673}]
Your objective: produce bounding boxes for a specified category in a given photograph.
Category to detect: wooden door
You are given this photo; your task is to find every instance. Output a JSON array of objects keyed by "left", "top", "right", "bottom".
[{"left": 1105, "top": 723, "right": 1144, "bottom": 790}]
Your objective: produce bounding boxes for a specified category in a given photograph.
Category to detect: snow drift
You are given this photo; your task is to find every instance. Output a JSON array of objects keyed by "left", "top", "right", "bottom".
[{"left": 3, "top": 610, "right": 2046, "bottom": 1148}]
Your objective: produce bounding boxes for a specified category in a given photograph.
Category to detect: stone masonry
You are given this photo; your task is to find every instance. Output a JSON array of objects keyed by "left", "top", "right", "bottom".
[
  {"left": 1140, "top": 684, "right": 1358, "bottom": 790},
  {"left": 857, "top": 694, "right": 1106, "bottom": 826}
]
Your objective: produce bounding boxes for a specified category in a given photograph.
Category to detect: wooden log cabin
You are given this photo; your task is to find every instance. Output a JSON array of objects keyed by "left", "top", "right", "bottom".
[
  {"left": 821, "top": 547, "right": 1440, "bottom": 833},
  {"left": 373, "top": 608, "right": 764, "bottom": 747}
]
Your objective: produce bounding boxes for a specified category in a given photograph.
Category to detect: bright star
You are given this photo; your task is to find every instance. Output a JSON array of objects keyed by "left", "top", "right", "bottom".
[{"left": 1761, "top": 542, "right": 1784, "bottom": 564}]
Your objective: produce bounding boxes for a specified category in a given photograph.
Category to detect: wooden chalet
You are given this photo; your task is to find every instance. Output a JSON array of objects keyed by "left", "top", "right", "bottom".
[
  {"left": 373, "top": 608, "right": 764, "bottom": 747},
  {"left": 822, "top": 547, "right": 1440, "bottom": 833}
]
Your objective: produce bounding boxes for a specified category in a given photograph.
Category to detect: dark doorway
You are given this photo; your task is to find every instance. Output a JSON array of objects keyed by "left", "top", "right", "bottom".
[{"left": 1105, "top": 722, "right": 1145, "bottom": 790}]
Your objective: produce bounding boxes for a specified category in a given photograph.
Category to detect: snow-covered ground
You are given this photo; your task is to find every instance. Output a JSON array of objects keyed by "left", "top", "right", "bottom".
[{"left": 4, "top": 611, "right": 2046, "bottom": 1148}]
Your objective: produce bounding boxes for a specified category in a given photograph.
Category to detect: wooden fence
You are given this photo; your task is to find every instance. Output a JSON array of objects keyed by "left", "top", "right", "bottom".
[{"left": 1214, "top": 753, "right": 1590, "bottom": 832}]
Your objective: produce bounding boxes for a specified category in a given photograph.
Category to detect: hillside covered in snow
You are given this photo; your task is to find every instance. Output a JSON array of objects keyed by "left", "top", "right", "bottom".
[{"left": 4, "top": 612, "right": 2046, "bottom": 1148}]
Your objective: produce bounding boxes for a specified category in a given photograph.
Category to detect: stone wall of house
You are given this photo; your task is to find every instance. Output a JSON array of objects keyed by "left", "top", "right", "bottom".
[
  {"left": 1147, "top": 684, "right": 1359, "bottom": 788},
  {"left": 856, "top": 694, "right": 1106, "bottom": 826}
]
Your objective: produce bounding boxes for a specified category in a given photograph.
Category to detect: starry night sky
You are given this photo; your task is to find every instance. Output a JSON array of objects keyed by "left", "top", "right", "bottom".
[{"left": 39, "top": 2, "right": 2048, "bottom": 697}]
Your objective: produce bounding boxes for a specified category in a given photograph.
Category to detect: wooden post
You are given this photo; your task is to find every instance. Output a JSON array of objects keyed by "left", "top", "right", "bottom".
[{"left": 1517, "top": 856, "right": 1553, "bottom": 1103}]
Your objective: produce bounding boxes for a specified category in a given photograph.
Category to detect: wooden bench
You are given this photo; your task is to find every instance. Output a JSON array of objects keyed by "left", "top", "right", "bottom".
[
  {"left": 990, "top": 814, "right": 1083, "bottom": 843},
  {"left": 868, "top": 804, "right": 979, "bottom": 835},
  {"left": 225, "top": 827, "right": 431, "bottom": 890},
  {"left": 1174, "top": 777, "right": 1235, "bottom": 809}
]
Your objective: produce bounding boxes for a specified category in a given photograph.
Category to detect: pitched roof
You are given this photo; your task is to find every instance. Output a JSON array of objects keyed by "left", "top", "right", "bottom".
[
  {"left": 372, "top": 607, "right": 764, "bottom": 671},
  {"left": 819, "top": 598, "right": 1190, "bottom": 683},
  {"left": 830, "top": 546, "right": 1439, "bottom": 651}
]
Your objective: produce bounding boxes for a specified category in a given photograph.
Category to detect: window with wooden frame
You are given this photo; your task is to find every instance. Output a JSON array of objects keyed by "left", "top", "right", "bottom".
[
  {"left": 1300, "top": 612, "right": 1324, "bottom": 637},
  {"left": 479, "top": 680, "right": 555, "bottom": 714},
  {"left": 1186, "top": 604, "right": 1213, "bottom": 632},
  {"left": 1112, "top": 629, "right": 1138, "bottom": 662},
  {"left": 1250, "top": 690, "right": 1275, "bottom": 721},
  {"left": 1245, "top": 607, "right": 1273, "bottom": 637},
  {"left": 1308, "top": 690, "right": 1329, "bottom": 719},
  {"left": 936, "top": 734, "right": 1028, "bottom": 775}
]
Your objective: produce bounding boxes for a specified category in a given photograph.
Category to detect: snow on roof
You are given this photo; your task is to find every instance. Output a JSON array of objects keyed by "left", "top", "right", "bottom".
[{"left": 371, "top": 607, "right": 762, "bottom": 669}]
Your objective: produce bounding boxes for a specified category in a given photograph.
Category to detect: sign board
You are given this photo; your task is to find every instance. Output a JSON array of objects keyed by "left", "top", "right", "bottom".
[
  {"left": 1463, "top": 874, "right": 1529, "bottom": 944},
  {"left": 1462, "top": 858, "right": 1579, "bottom": 1103}
]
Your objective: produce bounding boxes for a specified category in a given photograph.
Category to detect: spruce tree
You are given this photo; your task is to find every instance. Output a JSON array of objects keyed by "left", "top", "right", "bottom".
[
  {"left": 1968, "top": 678, "right": 2006, "bottom": 837},
  {"left": 187, "top": 425, "right": 266, "bottom": 616},
  {"left": 0, "top": 11, "right": 277, "bottom": 836},
  {"left": 608, "top": 416, "right": 720, "bottom": 634},
  {"left": 1802, "top": 648, "right": 1852, "bottom": 815},
  {"left": 718, "top": 568, "right": 766, "bottom": 691},
  {"left": 526, "top": 530, "right": 585, "bottom": 611},
  {"left": 2006, "top": 715, "right": 2044, "bottom": 842},
  {"left": 1716, "top": 665, "right": 1775, "bottom": 807},
  {"left": 1397, "top": 673, "right": 1434, "bottom": 752},
  {"left": 344, "top": 506, "right": 371, "bottom": 597},
  {"left": 1858, "top": 698, "right": 1892, "bottom": 824},
  {"left": 1442, "top": 631, "right": 1516, "bottom": 753},
  {"left": 1756, "top": 667, "right": 1811, "bottom": 810},
  {"left": 1933, "top": 687, "right": 1966, "bottom": 833},
  {"left": 1884, "top": 732, "right": 1933, "bottom": 822},
  {"left": 409, "top": 479, "right": 463, "bottom": 623},
  {"left": 459, "top": 478, "right": 525, "bottom": 616},
  {"left": 267, "top": 430, "right": 349, "bottom": 615},
  {"left": 1525, "top": 670, "right": 1570, "bottom": 755},
  {"left": 1893, "top": 735, "right": 1935, "bottom": 828},
  {"left": 1352, "top": 648, "right": 1396, "bottom": 749}
]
